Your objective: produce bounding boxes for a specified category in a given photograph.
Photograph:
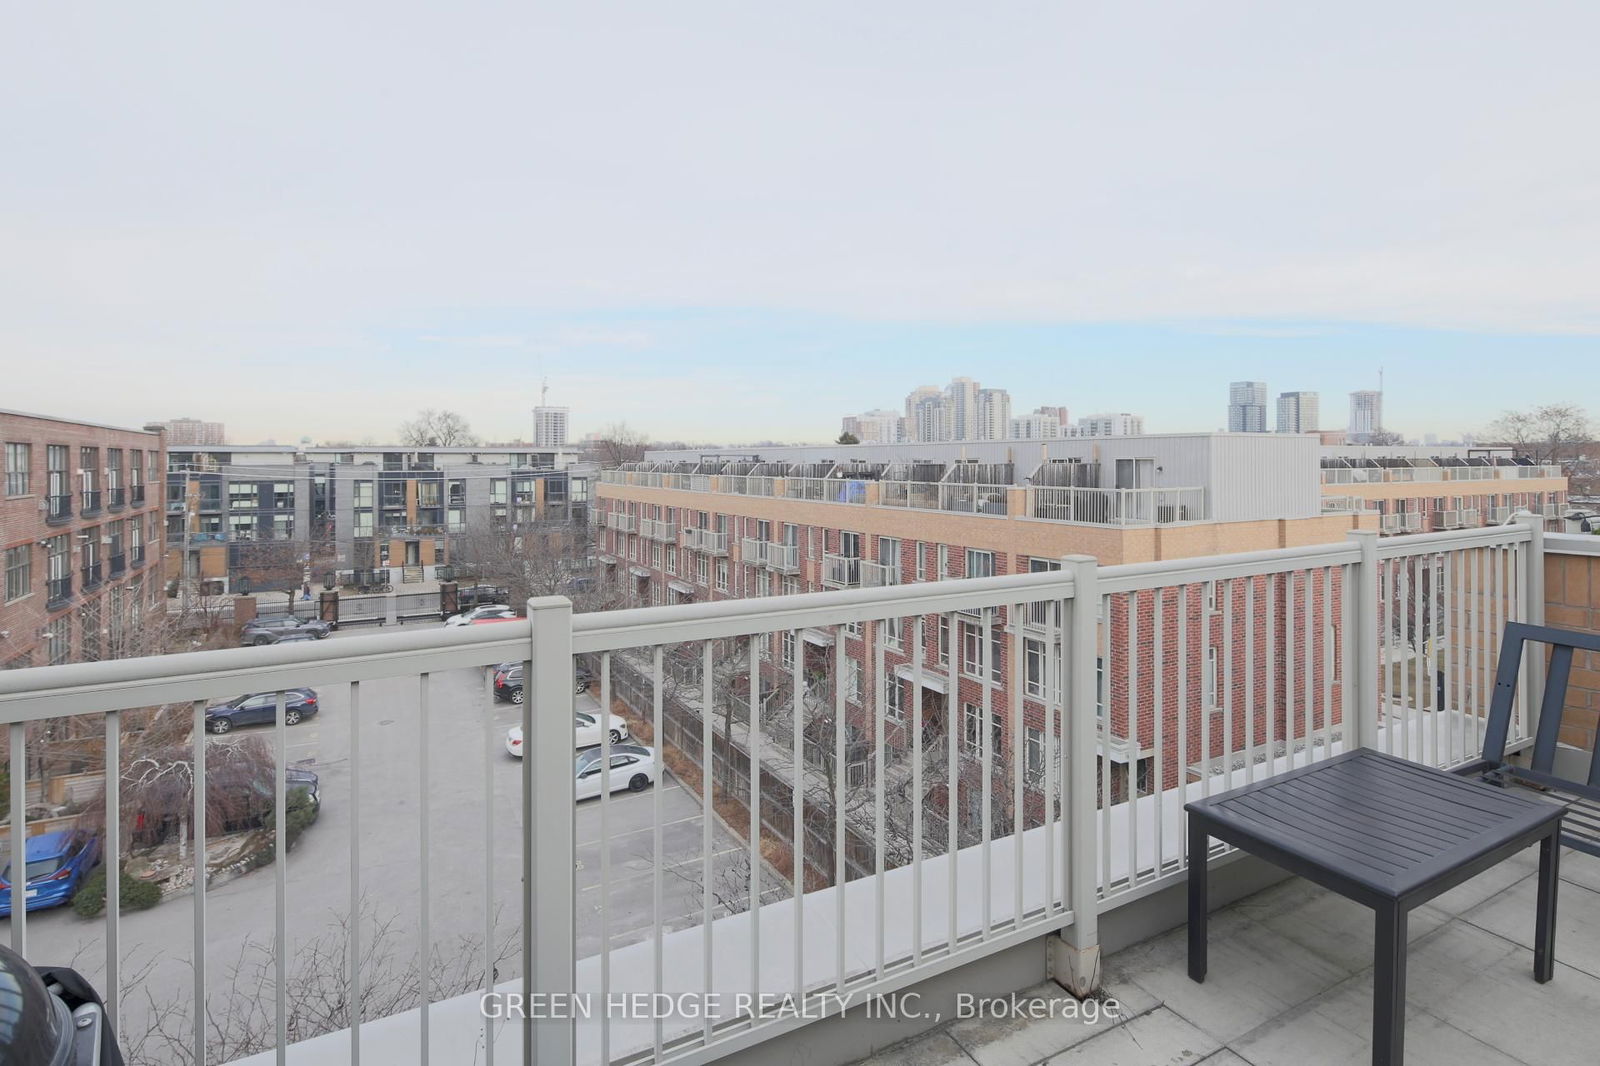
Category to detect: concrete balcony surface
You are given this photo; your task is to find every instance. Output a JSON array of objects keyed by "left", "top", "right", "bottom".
[{"left": 854, "top": 846, "right": 1600, "bottom": 1066}]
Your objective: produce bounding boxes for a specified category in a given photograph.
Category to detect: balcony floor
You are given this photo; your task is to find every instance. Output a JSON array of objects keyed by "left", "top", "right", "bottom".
[{"left": 855, "top": 845, "right": 1600, "bottom": 1066}]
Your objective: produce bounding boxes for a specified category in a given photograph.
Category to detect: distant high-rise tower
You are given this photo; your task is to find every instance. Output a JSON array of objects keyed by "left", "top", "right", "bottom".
[
  {"left": 945, "top": 377, "right": 980, "bottom": 440},
  {"left": 904, "top": 386, "right": 947, "bottom": 442},
  {"left": 533, "top": 406, "right": 569, "bottom": 447},
  {"left": 976, "top": 388, "right": 1011, "bottom": 440},
  {"left": 1228, "top": 382, "right": 1269, "bottom": 432},
  {"left": 1348, "top": 390, "right": 1383, "bottom": 443},
  {"left": 1275, "top": 391, "right": 1320, "bottom": 434}
]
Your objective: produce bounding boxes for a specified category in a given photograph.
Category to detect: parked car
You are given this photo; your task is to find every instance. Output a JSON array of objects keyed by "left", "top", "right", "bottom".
[
  {"left": 0, "top": 829, "right": 103, "bottom": 917},
  {"left": 444, "top": 605, "right": 518, "bottom": 627},
  {"left": 574, "top": 744, "right": 656, "bottom": 799},
  {"left": 454, "top": 584, "right": 510, "bottom": 610},
  {"left": 240, "top": 615, "right": 330, "bottom": 646},
  {"left": 205, "top": 689, "right": 319, "bottom": 734},
  {"left": 505, "top": 710, "right": 629, "bottom": 756},
  {"left": 492, "top": 662, "right": 595, "bottom": 703}
]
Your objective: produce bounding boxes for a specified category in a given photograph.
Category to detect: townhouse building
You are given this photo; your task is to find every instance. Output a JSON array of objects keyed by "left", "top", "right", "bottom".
[
  {"left": 2, "top": 410, "right": 167, "bottom": 668},
  {"left": 1319, "top": 444, "right": 1569, "bottom": 534},
  {"left": 164, "top": 445, "right": 590, "bottom": 591},
  {"left": 594, "top": 434, "right": 1384, "bottom": 839}
]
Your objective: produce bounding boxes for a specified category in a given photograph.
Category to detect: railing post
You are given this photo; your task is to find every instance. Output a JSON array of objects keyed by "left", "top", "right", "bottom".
[
  {"left": 1052, "top": 553, "right": 1101, "bottom": 997},
  {"left": 524, "top": 597, "right": 575, "bottom": 1065},
  {"left": 1519, "top": 512, "right": 1548, "bottom": 736},
  {"left": 1349, "top": 529, "right": 1381, "bottom": 749}
]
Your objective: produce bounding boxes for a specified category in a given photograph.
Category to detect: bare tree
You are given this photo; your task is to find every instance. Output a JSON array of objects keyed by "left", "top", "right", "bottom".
[
  {"left": 1485, "top": 403, "right": 1592, "bottom": 468},
  {"left": 588, "top": 422, "right": 649, "bottom": 468},
  {"left": 448, "top": 518, "right": 615, "bottom": 612},
  {"left": 1365, "top": 430, "right": 1406, "bottom": 446},
  {"left": 397, "top": 409, "right": 481, "bottom": 448}
]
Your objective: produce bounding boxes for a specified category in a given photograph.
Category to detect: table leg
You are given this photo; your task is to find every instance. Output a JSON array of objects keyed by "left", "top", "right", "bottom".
[
  {"left": 1188, "top": 818, "right": 1207, "bottom": 983},
  {"left": 1534, "top": 826, "right": 1560, "bottom": 984},
  {"left": 1373, "top": 903, "right": 1407, "bottom": 1066}
]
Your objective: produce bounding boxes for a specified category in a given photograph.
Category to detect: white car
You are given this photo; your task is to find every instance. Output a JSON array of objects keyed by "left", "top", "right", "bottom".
[
  {"left": 445, "top": 605, "right": 517, "bottom": 627},
  {"left": 504, "top": 710, "right": 630, "bottom": 757},
  {"left": 575, "top": 744, "right": 656, "bottom": 800}
]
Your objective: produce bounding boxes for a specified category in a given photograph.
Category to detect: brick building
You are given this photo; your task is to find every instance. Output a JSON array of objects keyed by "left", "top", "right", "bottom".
[
  {"left": 164, "top": 444, "right": 591, "bottom": 591},
  {"left": 2, "top": 409, "right": 167, "bottom": 669},
  {"left": 1320, "top": 444, "right": 1569, "bottom": 533},
  {"left": 593, "top": 434, "right": 1385, "bottom": 830}
]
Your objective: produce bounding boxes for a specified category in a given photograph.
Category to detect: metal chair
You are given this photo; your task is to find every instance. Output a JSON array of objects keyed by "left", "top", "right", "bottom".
[{"left": 1455, "top": 621, "right": 1600, "bottom": 858}]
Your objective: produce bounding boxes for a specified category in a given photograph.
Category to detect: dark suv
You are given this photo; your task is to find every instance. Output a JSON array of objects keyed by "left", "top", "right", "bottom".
[
  {"left": 455, "top": 584, "right": 511, "bottom": 609},
  {"left": 240, "top": 615, "right": 331, "bottom": 646}
]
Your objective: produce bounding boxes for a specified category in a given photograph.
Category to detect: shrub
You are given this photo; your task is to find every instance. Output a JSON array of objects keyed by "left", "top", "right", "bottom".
[
  {"left": 261, "top": 787, "right": 320, "bottom": 852},
  {"left": 72, "top": 864, "right": 163, "bottom": 918}
]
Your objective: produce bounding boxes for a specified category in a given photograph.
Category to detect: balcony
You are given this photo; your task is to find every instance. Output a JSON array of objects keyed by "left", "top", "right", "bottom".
[
  {"left": 131, "top": 484, "right": 147, "bottom": 505},
  {"left": 1432, "top": 509, "right": 1462, "bottom": 529},
  {"left": 1380, "top": 512, "right": 1422, "bottom": 534},
  {"left": 682, "top": 528, "right": 729, "bottom": 555},
  {"left": 638, "top": 517, "right": 676, "bottom": 542},
  {"left": 858, "top": 558, "right": 901, "bottom": 587},
  {"left": 79, "top": 561, "right": 103, "bottom": 589},
  {"left": 739, "top": 537, "right": 766, "bottom": 566},
  {"left": 108, "top": 552, "right": 126, "bottom": 576},
  {"left": 130, "top": 546, "right": 146, "bottom": 566},
  {"left": 609, "top": 512, "right": 637, "bottom": 534},
  {"left": 108, "top": 486, "right": 126, "bottom": 510},
  {"left": 1491, "top": 505, "right": 1514, "bottom": 523},
  {"left": 45, "top": 493, "right": 71, "bottom": 523},
  {"left": 1459, "top": 507, "right": 1482, "bottom": 527},
  {"left": 821, "top": 551, "right": 859, "bottom": 587},
  {"left": 2, "top": 526, "right": 1595, "bottom": 1066},
  {"left": 46, "top": 574, "right": 71, "bottom": 606},
  {"left": 765, "top": 542, "right": 800, "bottom": 573},
  {"left": 1029, "top": 485, "right": 1206, "bottom": 526},
  {"left": 80, "top": 489, "right": 102, "bottom": 516}
]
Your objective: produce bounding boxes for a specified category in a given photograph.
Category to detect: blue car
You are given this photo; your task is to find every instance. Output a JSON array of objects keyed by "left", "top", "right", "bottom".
[{"left": 0, "top": 829, "right": 102, "bottom": 917}]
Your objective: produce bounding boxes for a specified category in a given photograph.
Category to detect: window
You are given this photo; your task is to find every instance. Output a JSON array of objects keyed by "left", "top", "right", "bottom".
[
  {"left": 490, "top": 479, "right": 508, "bottom": 505},
  {"left": 915, "top": 541, "right": 926, "bottom": 581},
  {"left": 1204, "top": 647, "right": 1218, "bottom": 707},
  {"left": 4, "top": 442, "right": 30, "bottom": 496},
  {"left": 937, "top": 544, "right": 949, "bottom": 579},
  {"left": 46, "top": 615, "right": 71, "bottom": 665},
  {"left": 106, "top": 448, "right": 122, "bottom": 491},
  {"left": 651, "top": 543, "right": 662, "bottom": 570},
  {"left": 839, "top": 531, "right": 861, "bottom": 559},
  {"left": 696, "top": 554, "right": 710, "bottom": 586},
  {"left": 47, "top": 445, "right": 69, "bottom": 502},
  {"left": 886, "top": 677, "right": 905, "bottom": 721},
  {"left": 780, "top": 630, "right": 796, "bottom": 667},
  {"left": 962, "top": 703, "right": 1002, "bottom": 758},
  {"left": 273, "top": 482, "right": 295, "bottom": 509},
  {"left": 965, "top": 549, "right": 995, "bottom": 579},
  {"left": 665, "top": 546, "right": 677, "bottom": 574},
  {"left": 715, "top": 559, "right": 729, "bottom": 592},
  {"left": 937, "top": 614, "right": 951, "bottom": 665},
  {"left": 1026, "top": 727, "right": 1046, "bottom": 783},
  {"left": 1204, "top": 580, "right": 1218, "bottom": 613},
  {"left": 845, "top": 660, "right": 861, "bottom": 703},
  {"left": 961, "top": 619, "right": 1003, "bottom": 682},
  {"left": 1025, "top": 638, "right": 1049, "bottom": 699},
  {"left": 4, "top": 545, "right": 31, "bottom": 603},
  {"left": 882, "top": 615, "right": 904, "bottom": 651},
  {"left": 229, "top": 482, "right": 257, "bottom": 510},
  {"left": 353, "top": 480, "right": 374, "bottom": 507}
]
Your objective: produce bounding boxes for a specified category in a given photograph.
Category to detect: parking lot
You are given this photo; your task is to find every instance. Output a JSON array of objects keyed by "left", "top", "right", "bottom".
[{"left": 8, "top": 623, "right": 759, "bottom": 1051}]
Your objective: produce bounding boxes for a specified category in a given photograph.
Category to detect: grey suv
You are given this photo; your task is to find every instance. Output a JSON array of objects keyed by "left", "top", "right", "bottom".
[{"left": 240, "top": 615, "right": 331, "bottom": 646}]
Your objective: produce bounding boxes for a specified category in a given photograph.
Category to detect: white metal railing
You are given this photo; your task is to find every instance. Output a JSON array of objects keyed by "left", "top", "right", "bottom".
[
  {"left": 739, "top": 537, "right": 766, "bottom": 566},
  {"left": 639, "top": 517, "right": 676, "bottom": 542},
  {"left": 859, "top": 559, "right": 901, "bottom": 587},
  {"left": 0, "top": 520, "right": 1555, "bottom": 1066},
  {"left": 1029, "top": 486, "right": 1206, "bottom": 526},
  {"left": 1458, "top": 508, "right": 1481, "bottom": 527},
  {"left": 683, "top": 528, "right": 730, "bottom": 555},
  {"left": 783, "top": 477, "right": 867, "bottom": 504},
  {"left": 1321, "top": 495, "right": 1376, "bottom": 513},
  {"left": 765, "top": 543, "right": 800, "bottom": 573},
  {"left": 820, "top": 552, "right": 860, "bottom": 587},
  {"left": 1432, "top": 509, "right": 1461, "bottom": 530},
  {"left": 1543, "top": 502, "right": 1563, "bottom": 517},
  {"left": 1381, "top": 513, "right": 1423, "bottom": 534},
  {"left": 879, "top": 481, "right": 1010, "bottom": 516},
  {"left": 610, "top": 512, "right": 637, "bottom": 534}
]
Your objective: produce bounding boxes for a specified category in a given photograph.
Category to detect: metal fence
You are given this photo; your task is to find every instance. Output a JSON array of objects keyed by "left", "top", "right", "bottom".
[{"left": 0, "top": 518, "right": 1554, "bottom": 1065}]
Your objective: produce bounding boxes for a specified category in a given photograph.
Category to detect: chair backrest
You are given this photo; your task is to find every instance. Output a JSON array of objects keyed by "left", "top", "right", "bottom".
[{"left": 1483, "top": 621, "right": 1600, "bottom": 801}]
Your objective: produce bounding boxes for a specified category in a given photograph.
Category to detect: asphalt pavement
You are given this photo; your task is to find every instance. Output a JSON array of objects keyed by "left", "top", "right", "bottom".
[{"left": 6, "top": 623, "right": 756, "bottom": 1056}]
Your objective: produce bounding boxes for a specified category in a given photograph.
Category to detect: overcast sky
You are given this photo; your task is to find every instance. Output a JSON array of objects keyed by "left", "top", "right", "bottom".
[{"left": 5, "top": 2, "right": 1599, "bottom": 444}]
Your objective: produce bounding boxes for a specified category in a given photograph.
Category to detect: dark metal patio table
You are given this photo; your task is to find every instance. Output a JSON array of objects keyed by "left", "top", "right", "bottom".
[{"left": 1186, "top": 747, "right": 1563, "bottom": 1066}]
